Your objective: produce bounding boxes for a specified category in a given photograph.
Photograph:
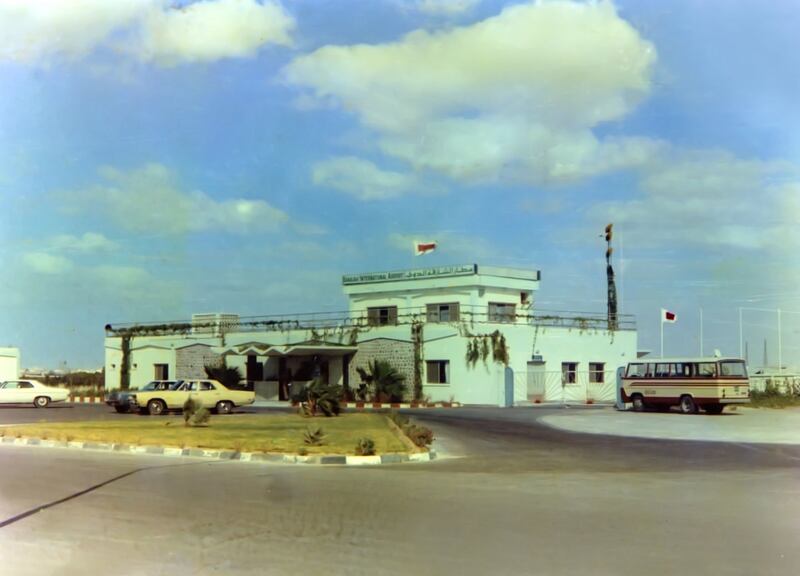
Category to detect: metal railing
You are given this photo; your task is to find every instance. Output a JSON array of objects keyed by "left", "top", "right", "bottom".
[{"left": 105, "top": 305, "right": 635, "bottom": 337}]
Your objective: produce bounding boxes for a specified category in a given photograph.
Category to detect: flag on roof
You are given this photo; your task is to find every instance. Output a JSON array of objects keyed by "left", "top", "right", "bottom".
[
  {"left": 661, "top": 309, "right": 677, "bottom": 323},
  {"left": 414, "top": 240, "right": 437, "bottom": 256}
]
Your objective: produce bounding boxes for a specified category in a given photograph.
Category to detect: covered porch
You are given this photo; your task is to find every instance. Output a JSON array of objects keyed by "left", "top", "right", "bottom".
[{"left": 218, "top": 342, "right": 358, "bottom": 402}]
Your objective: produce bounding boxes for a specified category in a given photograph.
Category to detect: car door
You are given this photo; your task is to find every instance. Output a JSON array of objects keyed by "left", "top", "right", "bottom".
[
  {"left": 17, "top": 381, "right": 36, "bottom": 403},
  {"left": 197, "top": 381, "right": 221, "bottom": 408},
  {"left": 0, "top": 382, "right": 19, "bottom": 404}
]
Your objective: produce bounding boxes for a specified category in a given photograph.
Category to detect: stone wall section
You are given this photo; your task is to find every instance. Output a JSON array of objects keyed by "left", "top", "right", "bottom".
[
  {"left": 349, "top": 337, "right": 415, "bottom": 399},
  {"left": 176, "top": 344, "right": 221, "bottom": 379}
]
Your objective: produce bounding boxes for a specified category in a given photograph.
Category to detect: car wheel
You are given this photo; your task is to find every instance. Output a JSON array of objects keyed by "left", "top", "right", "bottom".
[
  {"left": 33, "top": 396, "right": 50, "bottom": 408},
  {"left": 705, "top": 404, "right": 724, "bottom": 415},
  {"left": 216, "top": 401, "right": 233, "bottom": 415},
  {"left": 114, "top": 405, "right": 130, "bottom": 414},
  {"left": 632, "top": 394, "right": 645, "bottom": 412},
  {"left": 679, "top": 395, "right": 697, "bottom": 414},
  {"left": 147, "top": 399, "right": 166, "bottom": 416}
]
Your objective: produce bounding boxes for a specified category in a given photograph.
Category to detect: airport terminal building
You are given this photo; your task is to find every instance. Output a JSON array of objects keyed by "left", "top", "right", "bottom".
[{"left": 104, "top": 264, "right": 637, "bottom": 406}]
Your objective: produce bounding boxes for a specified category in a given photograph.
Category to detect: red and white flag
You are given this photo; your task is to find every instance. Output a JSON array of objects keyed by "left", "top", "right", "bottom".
[
  {"left": 661, "top": 308, "right": 677, "bottom": 323},
  {"left": 414, "top": 240, "right": 437, "bottom": 256}
]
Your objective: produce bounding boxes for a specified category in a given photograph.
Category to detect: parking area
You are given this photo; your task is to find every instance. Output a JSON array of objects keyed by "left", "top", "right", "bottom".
[{"left": 540, "top": 406, "right": 800, "bottom": 445}]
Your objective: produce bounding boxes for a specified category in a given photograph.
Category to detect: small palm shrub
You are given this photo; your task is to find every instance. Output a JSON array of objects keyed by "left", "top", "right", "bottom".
[
  {"left": 183, "top": 396, "right": 211, "bottom": 427},
  {"left": 303, "top": 426, "right": 326, "bottom": 446},
  {"left": 294, "top": 378, "right": 342, "bottom": 417},
  {"left": 356, "top": 360, "right": 407, "bottom": 402},
  {"left": 355, "top": 437, "right": 376, "bottom": 456}
]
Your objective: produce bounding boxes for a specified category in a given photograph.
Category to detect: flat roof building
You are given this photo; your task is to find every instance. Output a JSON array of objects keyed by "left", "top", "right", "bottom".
[{"left": 104, "top": 264, "right": 636, "bottom": 406}]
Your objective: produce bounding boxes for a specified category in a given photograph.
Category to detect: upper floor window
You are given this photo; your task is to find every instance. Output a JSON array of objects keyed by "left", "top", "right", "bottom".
[
  {"left": 426, "top": 302, "right": 460, "bottom": 323},
  {"left": 488, "top": 302, "right": 516, "bottom": 323},
  {"left": 367, "top": 306, "right": 398, "bottom": 326}
]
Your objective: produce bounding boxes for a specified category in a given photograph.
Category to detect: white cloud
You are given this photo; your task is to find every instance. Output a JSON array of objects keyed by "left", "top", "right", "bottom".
[
  {"left": 592, "top": 148, "right": 800, "bottom": 254},
  {"left": 0, "top": 0, "right": 294, "bottom": 66},
  {"left": 312, "top": 156, "right": 424, "bottom": 200},
  {"left": 285, "top": 1, "right": 656, "bottom": 185},
  {"left": 409, "top": 0, "right": 480, "bottom": 17},
  {"left": 137, "top": 0, "right": 294, "bottom": 66},
  {"left": 50, "top": 232, "right": 118, "bottom": 253},
  {"left": 61, "top": 163, "right": 294, "bottom": 235},
  {"left": 22, "top": 252, "right": 73, "bottom": 274}
]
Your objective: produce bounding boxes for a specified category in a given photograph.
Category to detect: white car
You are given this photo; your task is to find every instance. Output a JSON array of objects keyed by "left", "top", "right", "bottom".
[{"left": 0, "top": 380, "right": 70, "bottom": 408}]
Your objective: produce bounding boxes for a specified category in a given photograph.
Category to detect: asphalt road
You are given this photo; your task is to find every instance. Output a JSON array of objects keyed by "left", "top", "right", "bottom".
[{"left": 1, "top": 405, "right": 799, "bottom": 575}]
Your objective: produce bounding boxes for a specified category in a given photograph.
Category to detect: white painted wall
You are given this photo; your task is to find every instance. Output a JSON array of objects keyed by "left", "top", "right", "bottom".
[{"left": 0, "top": 347, "right": 20, "bottom": 382}]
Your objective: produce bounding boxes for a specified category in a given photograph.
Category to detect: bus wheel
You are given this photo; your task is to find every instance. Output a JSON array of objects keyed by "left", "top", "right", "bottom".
[
  {"left": 679, "top": 395, "right": 697, "bottom": 414},
  {"left": 632, "top": 395, "right": 645, "bottom": 412},
  {"left": 705, "top": 404, "right": 724, "bottom": 415}
]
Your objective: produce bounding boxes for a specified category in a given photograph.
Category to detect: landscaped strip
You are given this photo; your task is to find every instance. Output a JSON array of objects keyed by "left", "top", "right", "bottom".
[{"left": 0, "top": 413, "right": 413, "bottom": 454}]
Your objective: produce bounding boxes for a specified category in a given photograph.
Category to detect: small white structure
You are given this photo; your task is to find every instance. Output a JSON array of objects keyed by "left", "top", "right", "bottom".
[
  {"left": 104, "top": 264, "right": 637, "bottom": 405},
  {"left": 0, "top": 347, "right": 20, "bottom": 382}
]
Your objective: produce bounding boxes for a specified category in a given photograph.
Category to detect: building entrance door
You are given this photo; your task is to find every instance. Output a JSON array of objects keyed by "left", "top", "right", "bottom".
[{"left": 526, "top": 361, "right": 546, "bottom": 402}]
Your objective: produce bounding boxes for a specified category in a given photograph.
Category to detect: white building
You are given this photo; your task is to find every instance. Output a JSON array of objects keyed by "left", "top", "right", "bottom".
[
  {"left": 104, "top": 264, "right": 637, "bottom": 405},
  {"left": 0, "top": 347, "right": 20, "bottom": 382}
]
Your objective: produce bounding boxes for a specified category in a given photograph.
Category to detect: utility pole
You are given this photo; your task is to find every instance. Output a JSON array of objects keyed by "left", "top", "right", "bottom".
[{"left": 604, "top": 223, "right": 618, "bottom": 331}]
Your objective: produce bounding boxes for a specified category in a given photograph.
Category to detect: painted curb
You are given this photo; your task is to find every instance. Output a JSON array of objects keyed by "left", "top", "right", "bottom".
[
  {"left": 340, "top": 402, "right": 462, "bottom": 410},
  {"left": 0, "top": 435, "right": 436, "bottom": 466}
]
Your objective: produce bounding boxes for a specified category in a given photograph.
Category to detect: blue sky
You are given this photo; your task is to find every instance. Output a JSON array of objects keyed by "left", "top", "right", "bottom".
[{"left": 0, "top": 0, "right": 798, "bottom": 370}]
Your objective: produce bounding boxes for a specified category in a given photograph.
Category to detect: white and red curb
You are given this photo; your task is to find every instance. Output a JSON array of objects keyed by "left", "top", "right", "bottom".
[{"left": 0, "top": 435, "right": 436, "bottom": 465}]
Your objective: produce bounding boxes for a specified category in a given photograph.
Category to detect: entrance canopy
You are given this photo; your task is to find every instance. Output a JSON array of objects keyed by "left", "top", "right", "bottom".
[{"left": 216, "top": 342, "right": 357, "bottom": 357}]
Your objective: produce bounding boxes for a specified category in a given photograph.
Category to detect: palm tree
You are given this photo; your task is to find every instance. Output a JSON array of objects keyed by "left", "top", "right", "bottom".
[{"left": 356, "top": 360, "right": 407, "bottom": 403}]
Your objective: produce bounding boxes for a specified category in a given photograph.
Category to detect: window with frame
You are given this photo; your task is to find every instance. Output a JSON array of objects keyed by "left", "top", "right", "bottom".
[
  {"left": 367, "top": 306, "right": 398, "bottom": 326},
  {"left": 720, "top": 361, "right": 747, "bottom": 377},
  {"left": 426, "top": 302, "right": 460, "bottom": 323},
  {"left": 426, "top": 360, "right": 449, "bottom": 384},
  {"left": 697, "top": 362, "right": 717, "bottom": 377},
  {"left": 488, "top": 302, "right": 516, "bottom": 323},
  {"left": 562, "top": 362, "right": 578, "bottom": 384},
  {"left": 589, "top": 362, "right": 605, "bottom": 383}
]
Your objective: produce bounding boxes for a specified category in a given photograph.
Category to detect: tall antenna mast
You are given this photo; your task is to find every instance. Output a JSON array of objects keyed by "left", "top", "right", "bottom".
[{"left": 604, "top": 223, "right": 618, "bottom": 331}]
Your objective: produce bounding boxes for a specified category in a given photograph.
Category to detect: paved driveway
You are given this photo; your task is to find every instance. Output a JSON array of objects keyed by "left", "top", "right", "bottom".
[{"left": 1, "top": 406, "right": 798, "bottom": 575}]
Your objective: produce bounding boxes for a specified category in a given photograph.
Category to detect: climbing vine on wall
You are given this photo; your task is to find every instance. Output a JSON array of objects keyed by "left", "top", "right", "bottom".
[
  {"left": 120, "top": 334, "right": 132, "bottom": 391},
  {"left": 465, "top": 330, "right": 509, "bottom": 368},
  {"left": 411, "top": 320, "right": 424, "bottom": 401}
]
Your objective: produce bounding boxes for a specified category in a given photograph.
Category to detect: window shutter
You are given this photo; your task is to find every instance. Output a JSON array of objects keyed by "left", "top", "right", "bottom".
[
  {"left": 388, "top": 307, "right": 398, "bottom": 325},
  {"left": 450, "top": 303, "right": 460, "bottom": 322},
  {"left": 426, "top": 304, "right": 438, "bottom": 323},
  {"left": 367, "top": 308, "right": 379, "bottom": 326}
]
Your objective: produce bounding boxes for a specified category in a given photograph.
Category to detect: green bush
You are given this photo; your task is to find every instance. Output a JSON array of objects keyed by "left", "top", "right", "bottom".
[
  {"left": 183, "top": 396, "right": 211, "bottom": 427},
  {"left": 355, "top": 437, "right": 376, "bottom": 456},
  {"left": 404, "top": 424, "right": 434, "bottom": 447},
  {"left": 356, "top": 360, "right": 407, "bottom": 402},
  {"left": 294, "top": 378, "right": 342, "bottom": 417}
]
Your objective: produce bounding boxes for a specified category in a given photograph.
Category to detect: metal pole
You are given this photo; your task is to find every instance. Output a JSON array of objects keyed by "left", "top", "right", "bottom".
[
  {"left": 738, "top": 307, "right": 743, "bottom": 358},
  {"left": 777, "top": 308, "right": 782, "bottom": 374},
  {"left": 660, "top": 314, "right": 664, "bottom": 358},
  {"left": 700, "top": 307, "right": 704, "bottom": 356}
]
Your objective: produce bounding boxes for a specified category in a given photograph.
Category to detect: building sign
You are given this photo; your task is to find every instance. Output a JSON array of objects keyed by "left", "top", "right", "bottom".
[{"left": 342, "top": 264, "right": 477, "bottom": 285}]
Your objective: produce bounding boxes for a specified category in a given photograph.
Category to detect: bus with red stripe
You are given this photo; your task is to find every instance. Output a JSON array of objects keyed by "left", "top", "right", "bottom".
[{"left": 621, "top": 357, "right": 749, "bottom": 414}]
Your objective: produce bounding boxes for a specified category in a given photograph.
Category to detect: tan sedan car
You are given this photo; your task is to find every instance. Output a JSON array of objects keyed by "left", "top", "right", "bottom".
[{"left": 130, "top": 379, "right": 255, "bottom": 415}]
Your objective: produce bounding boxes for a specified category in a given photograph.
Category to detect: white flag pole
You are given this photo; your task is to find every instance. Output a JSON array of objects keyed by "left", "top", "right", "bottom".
[
  {"left": 660, "top": 311, "right": 664, "bottom": 358},
  {"left": 700, "top": 307, "right": 704, "bottom": 356}
]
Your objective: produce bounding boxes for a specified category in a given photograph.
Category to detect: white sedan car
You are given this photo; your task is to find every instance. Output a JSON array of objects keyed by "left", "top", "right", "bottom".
[{"left": 0, "top": 380, "right": 70, "bottom": 408}]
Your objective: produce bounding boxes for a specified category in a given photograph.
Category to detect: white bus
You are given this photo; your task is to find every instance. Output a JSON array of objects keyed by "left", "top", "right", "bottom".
[{"left": 621, "top": 357, "right": 749, "bottom": 414}]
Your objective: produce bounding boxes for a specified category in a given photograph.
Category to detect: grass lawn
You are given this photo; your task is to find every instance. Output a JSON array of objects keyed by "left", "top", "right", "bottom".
[{"left": 0, "top": 413, "right": 413, "bottom": 455}]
